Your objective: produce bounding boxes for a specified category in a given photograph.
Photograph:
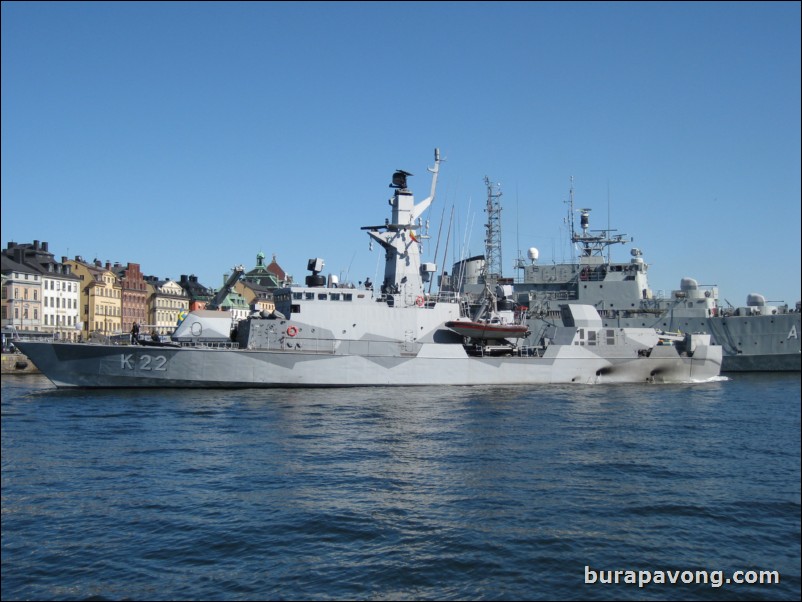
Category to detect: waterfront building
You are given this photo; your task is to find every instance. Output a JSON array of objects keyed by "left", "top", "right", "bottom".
[
  {"left": 144, "top": 276, "right": 189, "bottom": 336},
  {"left": 66, "top": 258, "right": 123, "bottom": 340},
  {"left": 265, "top": 253, "right": 289, "bottom": 283},
  {"left": 113, "top": 262, "right": 148, "bottom": 337},
  {"left": 1, "top": 252, "right": 43, "bottom": 338},
  {"left": 235, "top": 280, "right": 275, "bottom": 314},
  {"left": 178, "top": 274, "right": 214, "bottom": 311},
  {"left": 236, "top": 251, "right": 289, "bottom": 314},
  {"left": 243, "top": 251, "right": 284, "bottom": 288},
  {"left": 2, "top": 241, "right": 83, "bottom": 341}
]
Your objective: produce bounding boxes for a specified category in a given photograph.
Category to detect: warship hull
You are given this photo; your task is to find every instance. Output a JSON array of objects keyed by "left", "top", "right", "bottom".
[
  {"left": 524, "top": 312, "right": 800, "bottom": 372},
  {"left": 452, "top": 178, "right": 800, "bottom": 373},
  {"left": 454, "top": 195, "right": 800, "bottom": 372},
  {"left": 720, "top": 352, "right": 799, "bottom": 372},
  {"left": 14, "top": 339, "right": 722, "bottom": 388},
  {"left": 703, "top": 314, "right": 800, "bottom": 372},
  {"left": 11, "top": 150, "right": 725, "bottom": 389}
]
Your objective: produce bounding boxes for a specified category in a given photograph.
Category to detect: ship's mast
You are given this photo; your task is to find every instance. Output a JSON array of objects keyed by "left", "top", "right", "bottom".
[
  {"left": 566, "top": 177, "right": 629, "bottom": 259},
  {"left": 483, "top": 176, "right": 503, "bottom": 284},
  {"left": 363, "top": 149, "right": 442, "bottom": 307}
]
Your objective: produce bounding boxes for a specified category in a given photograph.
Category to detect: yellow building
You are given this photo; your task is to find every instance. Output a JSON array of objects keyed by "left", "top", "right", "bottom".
[
  {"left": 66, "top": 258, "right": 123, "bottom": 340},
  {"left": 235, "top": 280, "right": 275, "bottom": 314},
  {"left": 235, "top": 250, "right": 285, "bottom": 314}
]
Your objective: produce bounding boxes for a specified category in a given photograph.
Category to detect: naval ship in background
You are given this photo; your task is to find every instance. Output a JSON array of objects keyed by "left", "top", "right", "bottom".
[{"left": 446, "top": 179, "right": 800, "bottom": 372}]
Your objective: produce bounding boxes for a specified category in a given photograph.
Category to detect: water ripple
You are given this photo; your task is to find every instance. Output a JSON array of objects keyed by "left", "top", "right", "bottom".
[{"left": 2, "top": 374, "right": 799, "bottom": 600}]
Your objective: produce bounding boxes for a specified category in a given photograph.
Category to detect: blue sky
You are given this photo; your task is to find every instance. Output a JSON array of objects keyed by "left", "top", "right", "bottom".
[{"left": 2, "top": 1, "right": 800, "bottom": 306}]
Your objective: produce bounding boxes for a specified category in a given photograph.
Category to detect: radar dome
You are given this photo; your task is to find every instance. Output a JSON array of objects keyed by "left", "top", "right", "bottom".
[
  {"left": 746, "top": 293, "right": 766, "bottom": 307},
  {"left": 680, "top": 277, "right": 698, "bottom": 291},
  {"left": 528, "top": 247, "right": 539, "bottom": 261}
]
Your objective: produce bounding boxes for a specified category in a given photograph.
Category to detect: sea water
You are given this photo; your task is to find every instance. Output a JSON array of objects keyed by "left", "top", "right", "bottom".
[{"left": 2, "top": 374, "right": 799, "bottom": 600}]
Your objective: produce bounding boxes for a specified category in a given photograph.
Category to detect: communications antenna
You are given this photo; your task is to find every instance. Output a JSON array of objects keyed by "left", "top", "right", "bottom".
[{"left": 566, "top": 176, "right": 630, "bottom": 258}]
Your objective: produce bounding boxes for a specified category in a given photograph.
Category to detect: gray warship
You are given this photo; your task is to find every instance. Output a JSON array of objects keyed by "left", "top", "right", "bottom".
[
  {"left": 448, "top": 180, "right": 800, "bottom": 372},
  {"left": 15, "top": 151, "right": 722, "bottom": 388}
]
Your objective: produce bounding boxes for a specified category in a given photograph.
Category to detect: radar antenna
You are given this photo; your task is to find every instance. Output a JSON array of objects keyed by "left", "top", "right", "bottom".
[{"left": 566, "top": 177, "right": 630, "bottom": 258}]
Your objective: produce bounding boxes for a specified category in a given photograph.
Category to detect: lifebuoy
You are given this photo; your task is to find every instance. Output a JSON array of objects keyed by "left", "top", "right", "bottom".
[
  {"left": 287, "top": 326, "right": 298, "bottom": 337},
  {"left": 415, "top": 296, "right": 425, "bottom": 307}
]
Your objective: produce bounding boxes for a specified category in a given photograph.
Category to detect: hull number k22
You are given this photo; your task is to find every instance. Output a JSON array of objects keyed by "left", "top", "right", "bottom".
[{"left": 120, "top": 354, "right": 168, "bottom": 371}]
